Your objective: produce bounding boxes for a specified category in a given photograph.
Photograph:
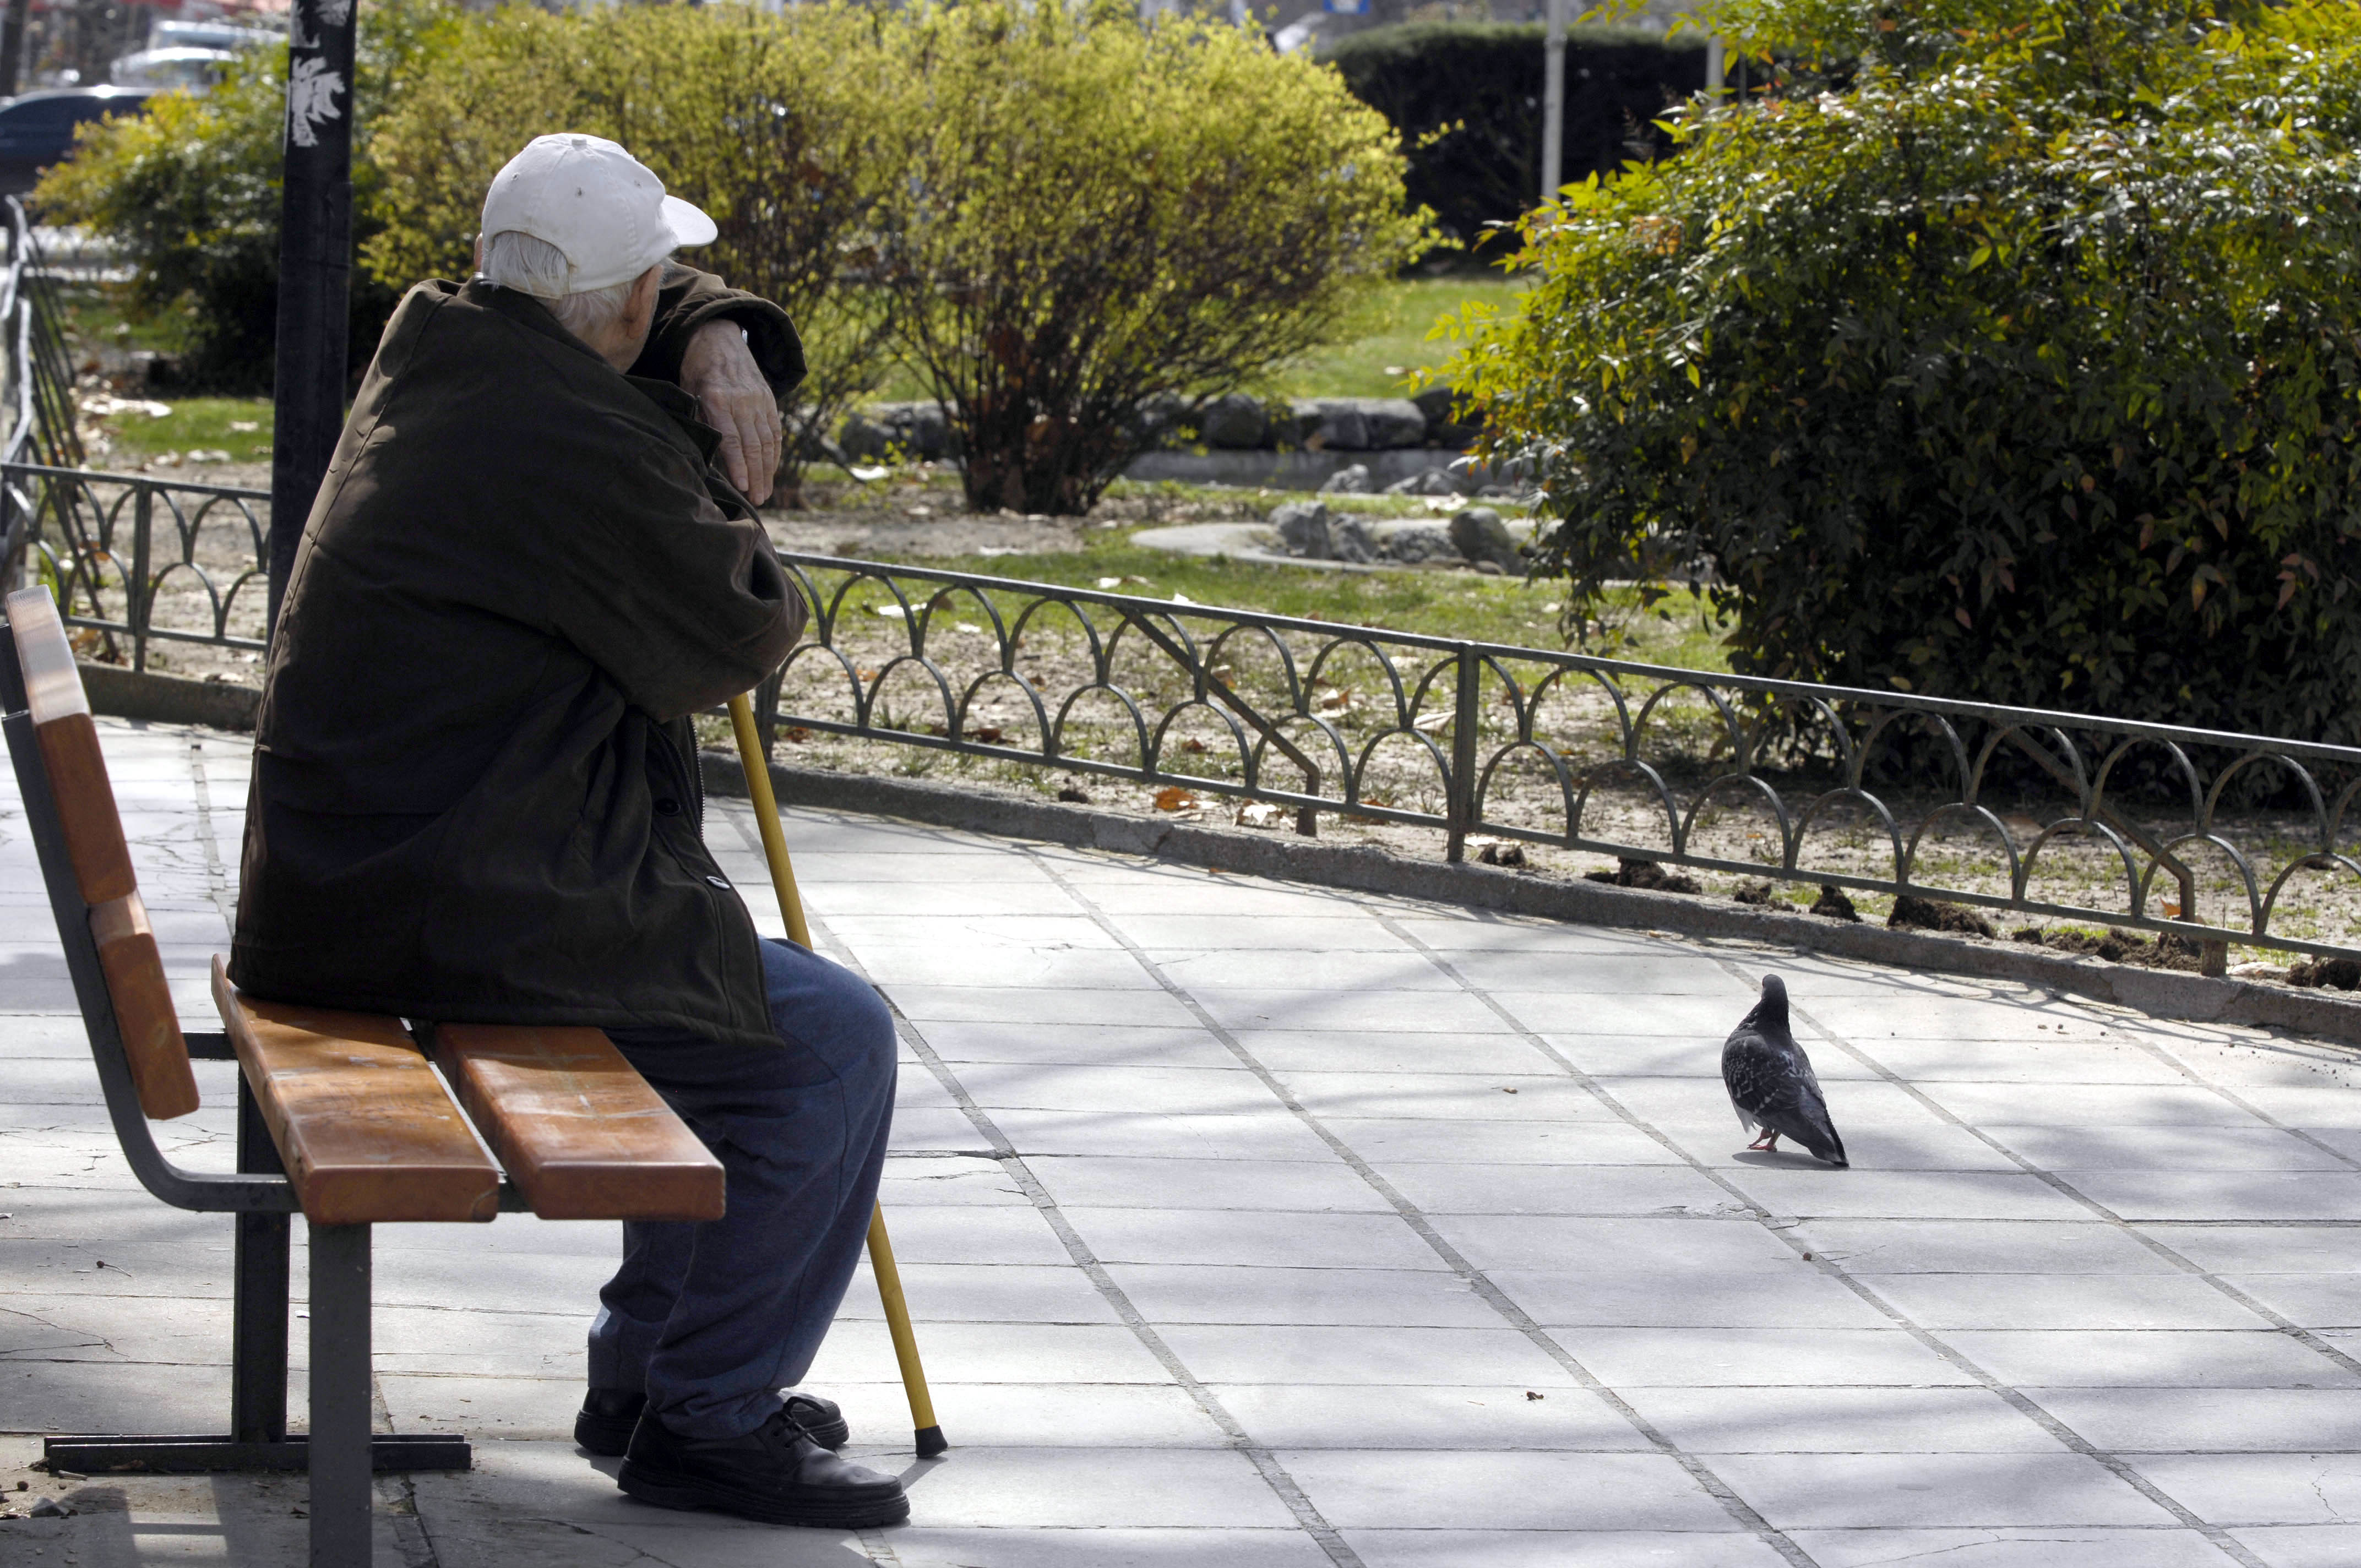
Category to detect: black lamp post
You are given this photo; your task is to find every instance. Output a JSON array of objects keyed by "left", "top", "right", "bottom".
[{"left": 265, "top": 0, "right": 357, "bottom": 636}]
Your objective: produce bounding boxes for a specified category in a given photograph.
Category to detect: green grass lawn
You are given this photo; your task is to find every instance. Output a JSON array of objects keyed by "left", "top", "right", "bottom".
[
  {"left": 866, "top": 273, "right": 1526, "bottom": 405},
  {"left": 88, "top": 396, "right": 274, "bottom": 462},
  {"left": 1257, "top": 272, "right": 1528, "bottom": 399},
  {"left": 833, "top": 515, "right": 1730, "bottom": 672}
]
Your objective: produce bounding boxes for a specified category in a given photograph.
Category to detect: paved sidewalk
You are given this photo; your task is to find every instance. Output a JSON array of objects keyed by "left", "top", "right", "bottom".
[{"left": 6, "top": 720, "right": 2361, "bottom": 1567}]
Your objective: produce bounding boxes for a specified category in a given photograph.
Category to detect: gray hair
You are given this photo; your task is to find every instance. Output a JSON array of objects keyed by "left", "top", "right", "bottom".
[{"left": 478, "top": 228, "right": 663, "bottom": 341}]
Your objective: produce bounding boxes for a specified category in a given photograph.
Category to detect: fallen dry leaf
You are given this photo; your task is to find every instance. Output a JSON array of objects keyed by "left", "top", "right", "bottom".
[{"left": 1153, "top": 787, "right": 1198, "bottom": 812}]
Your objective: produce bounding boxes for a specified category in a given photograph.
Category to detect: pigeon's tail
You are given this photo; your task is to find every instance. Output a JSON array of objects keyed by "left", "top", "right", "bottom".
[
  {"left": 1786, "top": 1097, "right": 1847, "bottom": 1168},
  {"left": 1760, "top": 1070, "right": 1847, "bottom": 1167}
]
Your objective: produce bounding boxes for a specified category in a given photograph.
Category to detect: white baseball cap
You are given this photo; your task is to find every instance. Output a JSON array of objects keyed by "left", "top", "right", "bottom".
[{"left": 479, "top": 133, "right": 717, "bottom": 296}]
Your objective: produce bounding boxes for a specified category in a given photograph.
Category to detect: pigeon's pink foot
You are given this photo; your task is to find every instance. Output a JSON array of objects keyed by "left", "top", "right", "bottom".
[{"left": 1747, "top": 1131, "right": 1779, "bottom": 1152}]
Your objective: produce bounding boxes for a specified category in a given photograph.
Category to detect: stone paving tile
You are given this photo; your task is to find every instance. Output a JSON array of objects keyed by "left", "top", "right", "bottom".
[
  {"left": 913, "top": 1021, "right": 1238, "bottom": 1068},
  {"left": 2233, "top": 1526, "right": 2361, "bottom": 1568},
  {"left": 1717, "top": 1169, "right": 2099, "bottom": 1222},
  {"left": 1857, "top": 1272, "right": 2277, "bottom": 1331},
  {"left": 2031, "top": 1388, "right": 2361, "bottom": 1451},
  {"left": 1367, "top": 1160, "right": 1737, "bottom": 1216},
  {"left": 1551, "top": 1326, "right": 1982, "bottom": 1388},
  {"left": 1944, "top": 1329, "right": 2361, "bottom": 1388},
  {"left": 13, "top": 717, "right": 2361, "bottom": 1566},
  {"left": 1982, "top": 1124, "right": 2355, "bottom": 1169},
  {"left": 1269, "top": 1069, "right": 1618, "bottom": 1123},
  {"left": 2069, "top": 1170, "right": 2361, "bottom": 1222},
  {"left": 1712, "top": 1452, "right": 2179, "bottom": 1528},
  {"left": 1788, "top": 1529, "right": 2245, "bottom": 1566},
  {"left": 1230, "top": 1028, "right": 1556, "bottom": 1075},
  {"left": 1314, "top": 1116, "right": 1672, "bottom": 1165},
  {"left": 1025, "top": 1155, "right": 1392, "bottom": 1212},
  {"left": 1212, "top": 1381, "right": 1648, "bottom": 1450},
  {"left": 1100, "top": 1263, "right": 1500, "bottom": 1328},
  {"left": 2221, "top": 1275, "right": 2361, "bottom": 1329},
  {"left": 1057, "top": 1207, "right": 1451, "bottom": 1271},
  {"left": 1490, "top": 1268, "right": 1900, "bottom": 1330},
  {"left": 1346, "top": 1529, "right": 1795, "bottom": 1567},
  {"left": 2134, "top": 1451, "right": 2361, "bottom": 1526},
  {"left": 1790, "top": 1218, "right": 2189, "bottom": 1273},
  {"left": 1618, "top": 1386, "right": 2066, "bottom": 1453}
]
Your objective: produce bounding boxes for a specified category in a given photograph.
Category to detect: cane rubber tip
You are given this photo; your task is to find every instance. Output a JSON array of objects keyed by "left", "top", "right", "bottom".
[{"left": 914, "top": 1425, "right": 947, "bottom": 1458}]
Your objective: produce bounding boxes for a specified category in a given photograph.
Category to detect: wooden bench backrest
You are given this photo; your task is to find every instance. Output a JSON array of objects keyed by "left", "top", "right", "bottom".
[{"left": 6, "top": 586, "right": 200, "bottom": 1120}]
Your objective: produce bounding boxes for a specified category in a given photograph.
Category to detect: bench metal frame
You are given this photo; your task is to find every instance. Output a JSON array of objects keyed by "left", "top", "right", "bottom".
[{"left": 3, "top": 628, "right": 491, "bottom": 1564}]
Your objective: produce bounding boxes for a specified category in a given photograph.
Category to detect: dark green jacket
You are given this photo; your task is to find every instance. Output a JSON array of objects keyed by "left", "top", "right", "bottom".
[{"left": 229, "top": 269, "right": 807, "bottom": 1049}]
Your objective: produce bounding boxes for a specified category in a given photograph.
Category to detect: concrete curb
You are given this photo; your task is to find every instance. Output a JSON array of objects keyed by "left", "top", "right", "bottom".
[
  {"left": 703, "top": 749, "right": 2361, "bottom": 1049},
  {"left": 81, "top": 663, "right": 259, "bottom": 732}
]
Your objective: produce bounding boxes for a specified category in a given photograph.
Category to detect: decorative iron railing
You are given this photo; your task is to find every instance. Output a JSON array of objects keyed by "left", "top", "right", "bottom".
[
  {"left": 16, "top": 458, "right": 2361, "bottom": 967},
  {"left": 766, "top": 554, "right": 2361, "bottom": 968},
  {"left": 0, "top": 197, "right": 90, "bottom": 591},
  {"left": 5, "top": 463, "right": 269, "bottom": 669}
]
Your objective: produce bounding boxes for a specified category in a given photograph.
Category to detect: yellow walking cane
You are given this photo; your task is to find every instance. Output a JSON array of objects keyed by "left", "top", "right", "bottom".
[{"left": 727, "top": 693, "right": 948, "bottom": 1458}]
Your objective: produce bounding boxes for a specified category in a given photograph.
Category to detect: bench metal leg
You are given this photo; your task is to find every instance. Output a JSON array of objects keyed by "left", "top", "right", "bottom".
[
  {"left": 310, "top": 1222, "right": 372, "bottom": 1568},
  {"left": 41, "top": 1096, "right": 471, "bottom": 1481},
  {"left": 233, "top": 1074, "right": 290, "bottom": 1444}
]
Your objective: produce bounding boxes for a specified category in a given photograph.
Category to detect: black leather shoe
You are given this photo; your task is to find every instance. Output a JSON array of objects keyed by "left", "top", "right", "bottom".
[
  {"left": 576, "top": 1390, "right": 850, "bottom": 1457},
  {"left": 618, "top": 1406, "right": 908, "bottom": 1528}
]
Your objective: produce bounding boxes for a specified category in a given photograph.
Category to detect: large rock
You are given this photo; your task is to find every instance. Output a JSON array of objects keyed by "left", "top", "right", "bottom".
[
  {"left": 1126, "top": 392, "right": 1189, "bottom": 449},
  {"left": 1319, "top": 463, "right": 1373, "bottom": 495},
  {"left": 1292, "top": 397, "right": 1428, "bottom": 451},
  {"left": 1330, "top": 517, "right": 1377, "bottom": 564},
  {"left": 1199, "top": 394, "right": 1270, "bottom": 450},
  {"left": 838, "top": 401, "right": 958, "bottom": 462},
  {"left": 1448, "top": 506, "right": 1521, "bottom": 572},
  {"left": 1413, "top": 384, "right": 1483, "bottom": 448},
  {"left": 1385, "top": 525, "right": 1457, "bottom": 564},
  {"left": 1383, "top": 466, "right": 1459, "bottom": 496},
  {"left": 1271, "top": 501, "right": 1334, "bottom": 558}
]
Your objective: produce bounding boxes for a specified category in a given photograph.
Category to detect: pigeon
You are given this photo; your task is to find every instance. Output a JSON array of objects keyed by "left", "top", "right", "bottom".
[{"left": 1721, "top": 974, "right": 1848, "bottom": 1167}]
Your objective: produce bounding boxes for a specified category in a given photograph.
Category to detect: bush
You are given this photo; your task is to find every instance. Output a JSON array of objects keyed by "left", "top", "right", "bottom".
[
  {"left": 34, "top": 0, "right": 454, "bottom": 393},
  {"left": 1449, "top": 0, "right": 2361, "bottom": 744},
  {"left": 364, "top": 2, "right": 905, "bottom": 499},
  {"left": 1319, "top": 21, "right": 1706, "bottom": 251},
  {"left": 882, "top": 0, "right": 1427, "bottom": 515}
]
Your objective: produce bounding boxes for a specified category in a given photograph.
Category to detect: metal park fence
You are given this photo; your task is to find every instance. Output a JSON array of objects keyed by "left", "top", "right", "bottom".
[
  {"left": 0, "top": 197, "right": 90, "bottom": 593},
  {"left": 15, "top": 455, "right": 2361, "bottom": 969},
  {"left": 765, "top": 555, "right": 2361, "bottom": 970},
  {"left": 4, "top": 462, "right": 269, "bottom": 670}
]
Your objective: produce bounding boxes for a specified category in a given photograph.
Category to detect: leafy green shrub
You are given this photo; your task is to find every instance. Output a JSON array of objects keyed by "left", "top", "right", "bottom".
[
  {"left": 364, "top": 2, "right": 904, "bottom": 499},
  {"left": 34, "top": 0, "right": 455, "bottom": 393},
  {"left": 1449, "top": 0, "right": 2361, "bottom": 744},
  {"left": 882, "top": 0, "right": 1427, "bottom": 515},
  {"left": 1320, "top": 21, "right": 1706, "bottom": 251}
]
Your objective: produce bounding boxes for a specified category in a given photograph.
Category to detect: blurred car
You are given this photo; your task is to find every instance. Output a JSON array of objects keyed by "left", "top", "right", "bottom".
[
  {"left": 108, "top": 46, "right": 238, "bottom": 90},
  {"left": 0, "top": 87, "right": 153, "bottom": 196},
  {"left": 148, "top": 19, "right": 280, "bottom": 52},
  {"left": 110, "top": 19, "right": 279, "bottom": 90}
]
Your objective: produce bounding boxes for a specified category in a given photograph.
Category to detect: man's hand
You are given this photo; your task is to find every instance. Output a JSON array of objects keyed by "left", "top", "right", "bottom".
[{"left": 680, "top": 320, "right": 782, "bottom": 505}]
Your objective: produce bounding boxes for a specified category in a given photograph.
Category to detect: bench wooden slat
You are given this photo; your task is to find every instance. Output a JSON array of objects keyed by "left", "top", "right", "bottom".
[
  {"left": 7, "top": 590, "right": 136, "bottom": 905},
  {"left": 211, "top": 958, "right": 499, "bottom": 1225},
  {"left": 428, "top": 1023, "right": 725, "bottom": 1222},
  {"left": 90, "top": 891, "right": 200, "bottom": 1119}
]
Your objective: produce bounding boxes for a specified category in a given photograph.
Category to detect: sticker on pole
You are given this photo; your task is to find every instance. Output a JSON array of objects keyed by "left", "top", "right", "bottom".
[{"left": 287, "top": 57, "right": 345, "bottom": 149}]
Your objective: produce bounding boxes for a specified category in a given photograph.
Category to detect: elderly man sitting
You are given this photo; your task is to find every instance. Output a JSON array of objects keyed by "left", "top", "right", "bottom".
[{"left": 231, "top": 134, "right": 906, "bottom": 1530}]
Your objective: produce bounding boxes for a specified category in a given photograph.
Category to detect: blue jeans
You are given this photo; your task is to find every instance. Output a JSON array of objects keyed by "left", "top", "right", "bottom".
[{"left": 589, "top": 937, "right": 897, "bottom": 1440}]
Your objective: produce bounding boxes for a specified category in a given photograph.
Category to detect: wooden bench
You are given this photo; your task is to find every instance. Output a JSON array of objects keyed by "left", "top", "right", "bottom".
[{"left": 2, "top": 586, "right": 725, "bottom": 1566}]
